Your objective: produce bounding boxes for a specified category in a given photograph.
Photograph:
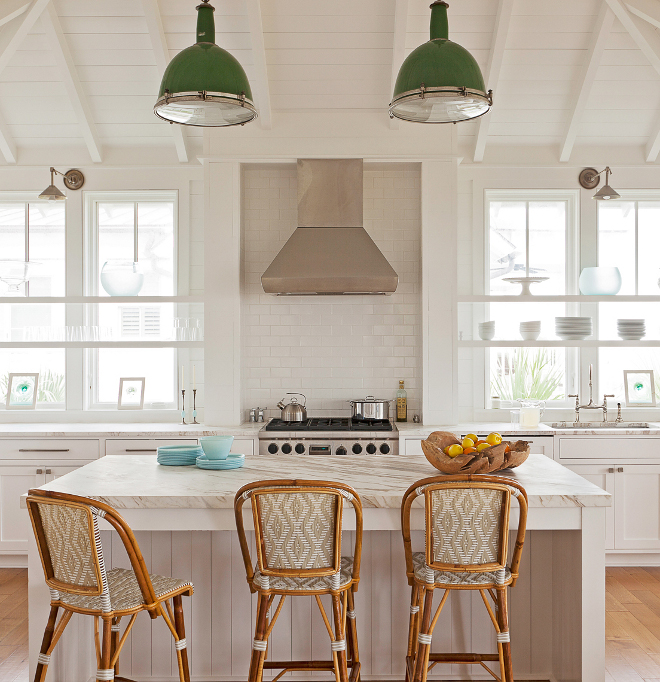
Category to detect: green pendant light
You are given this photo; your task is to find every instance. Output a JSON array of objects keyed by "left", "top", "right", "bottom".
[
  {"left": 154, "top": 0, "right": 257, "bottom": 127},
  {"left": 389, "top": 1, "right": 492, "bottom": 123}
]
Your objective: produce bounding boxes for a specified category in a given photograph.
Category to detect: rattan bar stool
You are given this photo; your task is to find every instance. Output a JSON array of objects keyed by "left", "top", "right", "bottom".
[
  {"left": 401, "top": 474, "right": 528, "bottom": 682},
  {"left": 234, "top": 479, "right": 363, "bottom": 682},
  {"left": 26, "top": 489, "right": 194, "bottom": 682}
]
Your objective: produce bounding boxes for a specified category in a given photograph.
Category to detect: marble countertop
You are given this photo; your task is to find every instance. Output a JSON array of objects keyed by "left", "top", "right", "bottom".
[
  {"left": 0, "top": 423, "right": 264, "bottom": 438},
  {"left": 35, "top": 453, "right": 611, "bottom": 510},
  {"left": 1, "top": 421, "right": 658, "bottom": 438},
  {"left": 395, "top": 422, "right": 660, "bottom": 437}
]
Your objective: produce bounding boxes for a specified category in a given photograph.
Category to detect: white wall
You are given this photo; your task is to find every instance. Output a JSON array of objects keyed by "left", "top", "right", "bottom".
[{"left": 240, "top": 164, "right": 422, "bottom": 420}]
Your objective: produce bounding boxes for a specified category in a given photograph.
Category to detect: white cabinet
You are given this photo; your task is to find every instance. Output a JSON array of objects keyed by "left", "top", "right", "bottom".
[
  {"left": 0, "top": 465, "right": 46, "bottom": 554},
  {"left": 0, "top": 439, "right": 99, "bottom": 460},
  {"left": 614, "top": 465, "right": 660, "bottom": 551},
  {"left": 565, "top": 464, "right": 615, "bottom": 550},
  {"left": 0, "top": 462, "right": 94, "bottom": 556},
  {"left": 105, "top": 439, "right": 199, "bottom": 455}
]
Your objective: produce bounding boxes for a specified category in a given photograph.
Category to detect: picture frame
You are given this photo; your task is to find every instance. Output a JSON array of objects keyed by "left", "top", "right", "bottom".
[
  {"left": 624, "top": 370, "right": 656, "bottom": 407},
  {"left": 6, "top": 373, "right": 39, "bottom": 409},
  {"left": 118, "top": 377, "right": 145, "bottom": 410}
]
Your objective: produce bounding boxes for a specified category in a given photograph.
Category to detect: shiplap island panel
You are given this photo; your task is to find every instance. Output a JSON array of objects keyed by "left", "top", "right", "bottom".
[{"left": 27, "top": 454, "right": 608, "bottom": 682}]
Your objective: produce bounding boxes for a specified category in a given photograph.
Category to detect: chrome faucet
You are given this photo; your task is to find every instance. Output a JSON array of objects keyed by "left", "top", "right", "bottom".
[{"left": 568, "top": 364, "right": 614, "bottom": 422}]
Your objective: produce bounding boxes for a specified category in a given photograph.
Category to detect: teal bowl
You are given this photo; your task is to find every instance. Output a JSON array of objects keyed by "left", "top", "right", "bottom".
[{"left": 199, "top": 435, "right": 234, "bottom": 460}]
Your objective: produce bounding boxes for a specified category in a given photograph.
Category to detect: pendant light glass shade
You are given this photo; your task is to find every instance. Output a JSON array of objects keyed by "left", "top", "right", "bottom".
[
  {"left": 389, "top": 1, "right": 492, "bottom": 123},
  {"left": 154, "top": 0, "right": 257, "bottom": 127}
]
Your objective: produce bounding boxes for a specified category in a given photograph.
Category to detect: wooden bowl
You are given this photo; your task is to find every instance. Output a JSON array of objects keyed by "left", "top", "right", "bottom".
[{"left": 421, "top": 431, "right": 530, "bottom": 475}]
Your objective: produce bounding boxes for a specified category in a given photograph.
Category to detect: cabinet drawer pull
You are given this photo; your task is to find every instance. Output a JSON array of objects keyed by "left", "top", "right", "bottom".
[
  {"left": 125, "top": 449, "right": 157, "bottom": 452},
  {"left": 617, "top": 467, "right": 624, "bottom": 473},
  {"left": 46, "top": 469, "right": 51, "bottom": 474},
  {"left": 36, "top": 469, "right": 43, "bottom": 474},
  {"left": 20, "top": 449, "right": 70, "bottom": 452},
  {"left": 608, "top": 467, "right": 614, "bottom": 473}
]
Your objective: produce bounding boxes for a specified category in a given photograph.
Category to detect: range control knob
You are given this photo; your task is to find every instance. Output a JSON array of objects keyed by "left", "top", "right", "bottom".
[
  {"left": 281, "top": 443, "right": 292, "bottom": 454},
  {"left": 366, "top": 443, "right": 377, "bottom": 454},
  {"left": 295, "top": 443, "right": 305, "bottom": 454},
  {"left": 380, "top": 443, "right": 391, "bottom": 454},
  {"left": 336, "top": 446, "right": 347, "bottom": 456},
  {"left": 352, "top": 443, "right": 363, "bottom": 454},
  {"left": 268, "top": 443, "right": 278, "bottom": 454}
]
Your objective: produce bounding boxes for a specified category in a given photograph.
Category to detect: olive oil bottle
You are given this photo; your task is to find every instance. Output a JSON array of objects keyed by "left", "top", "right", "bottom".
[{"left": 396, "top": 380, "right": 407, "bottom": 422}]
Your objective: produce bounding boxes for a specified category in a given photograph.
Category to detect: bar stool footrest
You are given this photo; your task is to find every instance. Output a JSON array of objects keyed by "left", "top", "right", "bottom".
[{"left": 428, "top": 653, "right": 500, "bottom": 663}]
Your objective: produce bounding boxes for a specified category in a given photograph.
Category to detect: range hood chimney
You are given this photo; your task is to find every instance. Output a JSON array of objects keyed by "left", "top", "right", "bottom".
[{"left": 261, "top": 159, "right": 398, "bottom": 295}]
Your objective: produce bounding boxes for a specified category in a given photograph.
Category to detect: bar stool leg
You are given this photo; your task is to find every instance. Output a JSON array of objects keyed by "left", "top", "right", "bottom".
[
  {"left": 173, "top": 596, "right": 191, "bottom": 682},
  {"left": 346, "top": 587, "right": 360, "bottom": 679},
  {"left": 34, "top": 605, "right": 59, "bottom": 682},
  {"left": 331, "top": 593, "right": 349, "bottom": 682},
  {"left": 496, "top": 587, "right": 513, "bottom": 682},
  {"left": 97, "top": 617, "right": 113, "bottom": 682},
  {"left": 248, "top": 593, "right": 270, "bottom": 682},
  {"left": 405, "top": 583, "right": 421, "bottom": 682},
  {"left": 412, "top": 586, "right": 434, "bottom": 682}
]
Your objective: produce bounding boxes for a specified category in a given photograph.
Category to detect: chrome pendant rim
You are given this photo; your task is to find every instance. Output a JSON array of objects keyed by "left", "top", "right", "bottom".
[{"left": 154, "top": 90, "right": 258, "bottom": 127}]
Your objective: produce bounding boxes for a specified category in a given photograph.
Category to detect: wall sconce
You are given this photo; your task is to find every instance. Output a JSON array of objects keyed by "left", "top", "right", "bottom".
[
  {"left": 38, "top": 167, "right": 85, "bottom": 201},
  {"left": 579, "top": 167, "right": 620, "bottom": 200}
]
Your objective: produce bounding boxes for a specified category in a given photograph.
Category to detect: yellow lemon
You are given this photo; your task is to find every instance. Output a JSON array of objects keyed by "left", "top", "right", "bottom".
[
  {"left": 466, "top": 433, "right": 479, "bottom": 444},
  {"left": 486, "top": 432, "right": 502, "bottom": 446},
  {"left": 476, "top": 442, "right": 491, "bottom": 452},
  {"left": 461, "top": 437, "right": 475, "bottom": 449},
  {"left": 446, "top": 444, "right": 464, "bottom": 458}
]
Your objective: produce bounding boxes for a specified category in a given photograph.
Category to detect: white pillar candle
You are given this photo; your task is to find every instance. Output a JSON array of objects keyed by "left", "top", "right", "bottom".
[
  {"left": 193, "top": 365, "right": 196, "bottom": 390},
  {"left": 181, "top": 365, "right": 184, "bottom": 390}
]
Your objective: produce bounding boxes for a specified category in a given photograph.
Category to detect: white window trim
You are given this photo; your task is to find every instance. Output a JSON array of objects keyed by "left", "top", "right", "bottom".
[
  {"left": 474, "top": 189, "right": 580, "bottom": 418},
  {"left": 83, "top": 191, "right": 179, "bottom": 411}
]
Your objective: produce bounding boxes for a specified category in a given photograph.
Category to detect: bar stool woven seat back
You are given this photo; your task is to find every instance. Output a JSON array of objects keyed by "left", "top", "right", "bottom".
[
  {"left": 26, "top": 489, "right": 194, "bottom": 682},
  {"left": 235, "top": 479, "right": 363, "bottom": 682},
  {"left": 400, "top": 474, "right": 528, "bottom": 682}
]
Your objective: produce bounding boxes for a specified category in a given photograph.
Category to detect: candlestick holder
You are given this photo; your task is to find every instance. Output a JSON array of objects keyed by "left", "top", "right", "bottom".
[
  {"left": 181, "top": 389, "right": 187, "bottom": 424},
  {"left": 192, "top": 388, "right": 199, "bottom": 424}
]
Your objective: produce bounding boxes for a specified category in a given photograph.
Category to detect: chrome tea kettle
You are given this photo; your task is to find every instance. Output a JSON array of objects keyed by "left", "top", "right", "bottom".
[{"left": 276, "top": 393, "right": 307, "bottom": 422}]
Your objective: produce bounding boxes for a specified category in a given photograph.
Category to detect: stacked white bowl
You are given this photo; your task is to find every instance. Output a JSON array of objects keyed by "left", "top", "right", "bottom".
[
  {"left": 555, "top": 316, "right": 593, "bottom": 340},
  {"left": 519, "top": 321, "right": 541, "bottom": 340},
  {"left": 617, "top": 319, "right": 646, "bottom": 340},
  {"left": 478, "top": 321, "right": 495, "bottom": 340}
]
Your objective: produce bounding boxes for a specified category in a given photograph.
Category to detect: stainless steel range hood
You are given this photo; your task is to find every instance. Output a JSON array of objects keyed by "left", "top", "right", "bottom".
[{"left": 261, "top": 159, "right": 398, "bottom": 295}]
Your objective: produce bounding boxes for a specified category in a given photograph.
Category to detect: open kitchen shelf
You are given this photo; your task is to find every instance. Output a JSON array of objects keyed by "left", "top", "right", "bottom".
[
  {"left": 458, "top": 295, "right": 660, "bottom": 303},
  {"left": 0, "top": 296, "right": 204, "bottom": 304},
  {"left": 460, "top": 340, "right": 660, "bottom": 347},
  {"left": 0, "top": 341, "right": 204, "bottom": 349}
]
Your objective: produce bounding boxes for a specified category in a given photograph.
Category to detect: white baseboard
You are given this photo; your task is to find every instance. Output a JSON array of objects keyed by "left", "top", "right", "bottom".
[
  {"left": 607, "top": 552, "right": 660, "bottom": 566},
  {"left": 0, "top": 553, "right": 27, "bottom": 568}
]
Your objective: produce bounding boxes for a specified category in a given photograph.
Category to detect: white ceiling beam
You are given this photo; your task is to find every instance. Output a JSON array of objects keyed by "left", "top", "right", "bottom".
[
  {"left": 473, "top": 0, "right": 514, "bottom": 163},
  {"left": 626, "top": 0, "right": 660, "bottom": 28},
  {"left": 389, "top": 0, "right": 409, "bottom": 130},
  {"left": 0, "top": 0, "right": 30, "bottom": 29},
  {"left": 141, "top": 0, "right": 188, "bottom": 162},
  {"left": 559, "top": 3, "right": 614, "bottom": 163},
  {"left": 0, "top": 0, "right": 50, "bottom": 163},
  {"left": 245, "top": 0, "right": 272, "bottom": 130},
  {"left": 605, "top": 0, "right": 660, "bottom": 161},
  {"left": 41, "top": 2, "right": 102, "bottom": 163}
]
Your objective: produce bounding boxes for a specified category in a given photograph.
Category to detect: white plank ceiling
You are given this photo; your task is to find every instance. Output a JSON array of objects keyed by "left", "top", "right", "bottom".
[{"left": 1, "top": 0, "right": 660, "bottom": 164}]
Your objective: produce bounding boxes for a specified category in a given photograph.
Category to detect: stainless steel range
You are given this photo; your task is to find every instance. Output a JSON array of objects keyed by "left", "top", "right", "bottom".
[{"left": 258, "top": 417, "right": 398, "bottom": 456}]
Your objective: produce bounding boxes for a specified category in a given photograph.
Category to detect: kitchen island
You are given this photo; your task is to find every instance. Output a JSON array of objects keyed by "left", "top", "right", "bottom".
[{"left": 27, "top": 454, "right": 609, "bottom": 682}]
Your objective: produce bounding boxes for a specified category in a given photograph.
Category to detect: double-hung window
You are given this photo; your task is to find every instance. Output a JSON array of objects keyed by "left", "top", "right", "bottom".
[
  {"left": 85, "top": 192, "right": 178, "bottom": 410},
  {"left": 484, "top": 190, "right": 579, "bottom": 406},
  {"left": 0, "top": 196, "right": 65, "bottom": 408}
]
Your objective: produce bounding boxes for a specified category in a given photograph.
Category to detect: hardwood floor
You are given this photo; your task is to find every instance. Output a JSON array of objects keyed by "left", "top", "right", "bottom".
[
  {"left": 3, "top": 566, "right": 660, "bottom": 681},
  {"left": 0, "top": 569, "right": 28, "bottom": 682}
]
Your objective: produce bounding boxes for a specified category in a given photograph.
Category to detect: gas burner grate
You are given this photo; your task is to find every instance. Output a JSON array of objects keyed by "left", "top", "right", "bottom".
[{"left": 264, "top": 417, "right": 394, "bottom": 432}]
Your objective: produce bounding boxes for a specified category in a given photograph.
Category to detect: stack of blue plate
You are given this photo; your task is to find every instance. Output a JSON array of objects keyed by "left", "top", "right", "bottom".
[
  {"left": 157, "top": 444, "right": 203, "bottom": 466},
  {"left": 196, "top": 453, "right": 245, "bottom": 470}
]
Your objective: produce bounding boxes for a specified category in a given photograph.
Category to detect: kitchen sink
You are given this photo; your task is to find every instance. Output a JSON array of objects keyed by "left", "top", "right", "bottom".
[{"left": 546, "top": 421, "right": 650, "bottom": 429}]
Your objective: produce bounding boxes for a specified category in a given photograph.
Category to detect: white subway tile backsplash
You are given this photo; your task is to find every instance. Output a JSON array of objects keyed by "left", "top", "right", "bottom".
[{"left": 241, "top": 167, "right": 421, "bottom": 416}]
